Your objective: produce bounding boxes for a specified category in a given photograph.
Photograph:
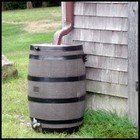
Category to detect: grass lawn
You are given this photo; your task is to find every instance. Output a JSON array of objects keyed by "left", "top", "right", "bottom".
[{"left": 2, "top": 7, "right": 138, "bottom": 138}]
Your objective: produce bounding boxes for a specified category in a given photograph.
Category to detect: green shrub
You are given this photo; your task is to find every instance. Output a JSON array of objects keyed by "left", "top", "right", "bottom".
[
  {"left": 4, "top": 2, "right": 26, "bottom": 10},
  {"left": 32, "top": 1, "right": 61, "bottom": 7},
  {"left": 3, "top": 1, "right": 61, "bottom": 11},
  {"left": 46, "top": 1, "right": 61, "bottom": 7},
  {"left": 32, "top": 2, "right": 42, "bottom": 8}
]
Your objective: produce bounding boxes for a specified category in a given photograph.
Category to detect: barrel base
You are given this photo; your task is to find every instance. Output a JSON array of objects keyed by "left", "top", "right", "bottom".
[
  {"left": 42, "top": 125, "right": 81, "bottom": 134},
  {"left": 31, "top": 122, "right": 82, "bottom": 134},
  {"left": 30, "top": 117, "right": 83, "bottom": 134}
]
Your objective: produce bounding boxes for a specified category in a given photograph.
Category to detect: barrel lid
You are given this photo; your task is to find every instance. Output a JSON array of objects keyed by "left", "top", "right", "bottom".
[
  {"left": 30, "top": 43, "right": 82, "bottom": 47},
  {"left": 30, "top": 43, "right": 83, "bottom": 51}
]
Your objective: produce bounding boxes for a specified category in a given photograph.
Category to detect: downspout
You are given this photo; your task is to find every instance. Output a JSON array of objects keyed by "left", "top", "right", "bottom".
[{"left": 53, "top": 2, "right": 74, "bottom": 45}]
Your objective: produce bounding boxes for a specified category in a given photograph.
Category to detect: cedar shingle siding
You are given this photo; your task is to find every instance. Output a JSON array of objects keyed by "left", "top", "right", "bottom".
[{"left": 63, "top": 2, "right": 128, "bottom": 97}]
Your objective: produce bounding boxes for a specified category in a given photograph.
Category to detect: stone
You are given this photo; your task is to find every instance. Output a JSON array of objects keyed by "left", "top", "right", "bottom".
[{"left": 2, "top": 54, "right": 18, "bottom": 79}]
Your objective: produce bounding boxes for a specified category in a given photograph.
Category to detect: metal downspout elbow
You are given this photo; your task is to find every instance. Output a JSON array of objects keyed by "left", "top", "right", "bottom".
[{"left": 53, "top": 2, "right": 74, "bottom": 45}]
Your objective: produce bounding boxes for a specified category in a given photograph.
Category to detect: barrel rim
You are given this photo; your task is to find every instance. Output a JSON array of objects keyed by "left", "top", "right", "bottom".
[
  {"left": 30, "top": 44, "right": 83, "bottom": 51},
  {"left": 30, "top": 43, "right": 82, "bottom": 47}
]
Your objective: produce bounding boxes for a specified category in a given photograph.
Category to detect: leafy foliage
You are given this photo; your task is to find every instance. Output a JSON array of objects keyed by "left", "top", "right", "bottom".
[
  {"left": 3, "top": 1, "right": 61, "bottom": 10},
  {"left": 3, "top": 2, "right": 26, "bottom": 10}
]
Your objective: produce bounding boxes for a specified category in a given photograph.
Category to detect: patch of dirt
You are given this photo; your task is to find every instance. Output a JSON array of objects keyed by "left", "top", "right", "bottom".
[
  {"left": 24, "top": 20, "right": 61, "bottom": 33},
  {"left": 2, "top": 20, "right": 62, "bottom": 33},
  {"left": 2, "top": 20, "right": 23, "bottom": 24}
]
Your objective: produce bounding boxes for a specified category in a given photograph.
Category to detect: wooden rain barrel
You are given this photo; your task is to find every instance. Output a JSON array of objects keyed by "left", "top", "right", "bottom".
[{"left": 27, "top": 44, "right": 86, "bottom": 133}]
